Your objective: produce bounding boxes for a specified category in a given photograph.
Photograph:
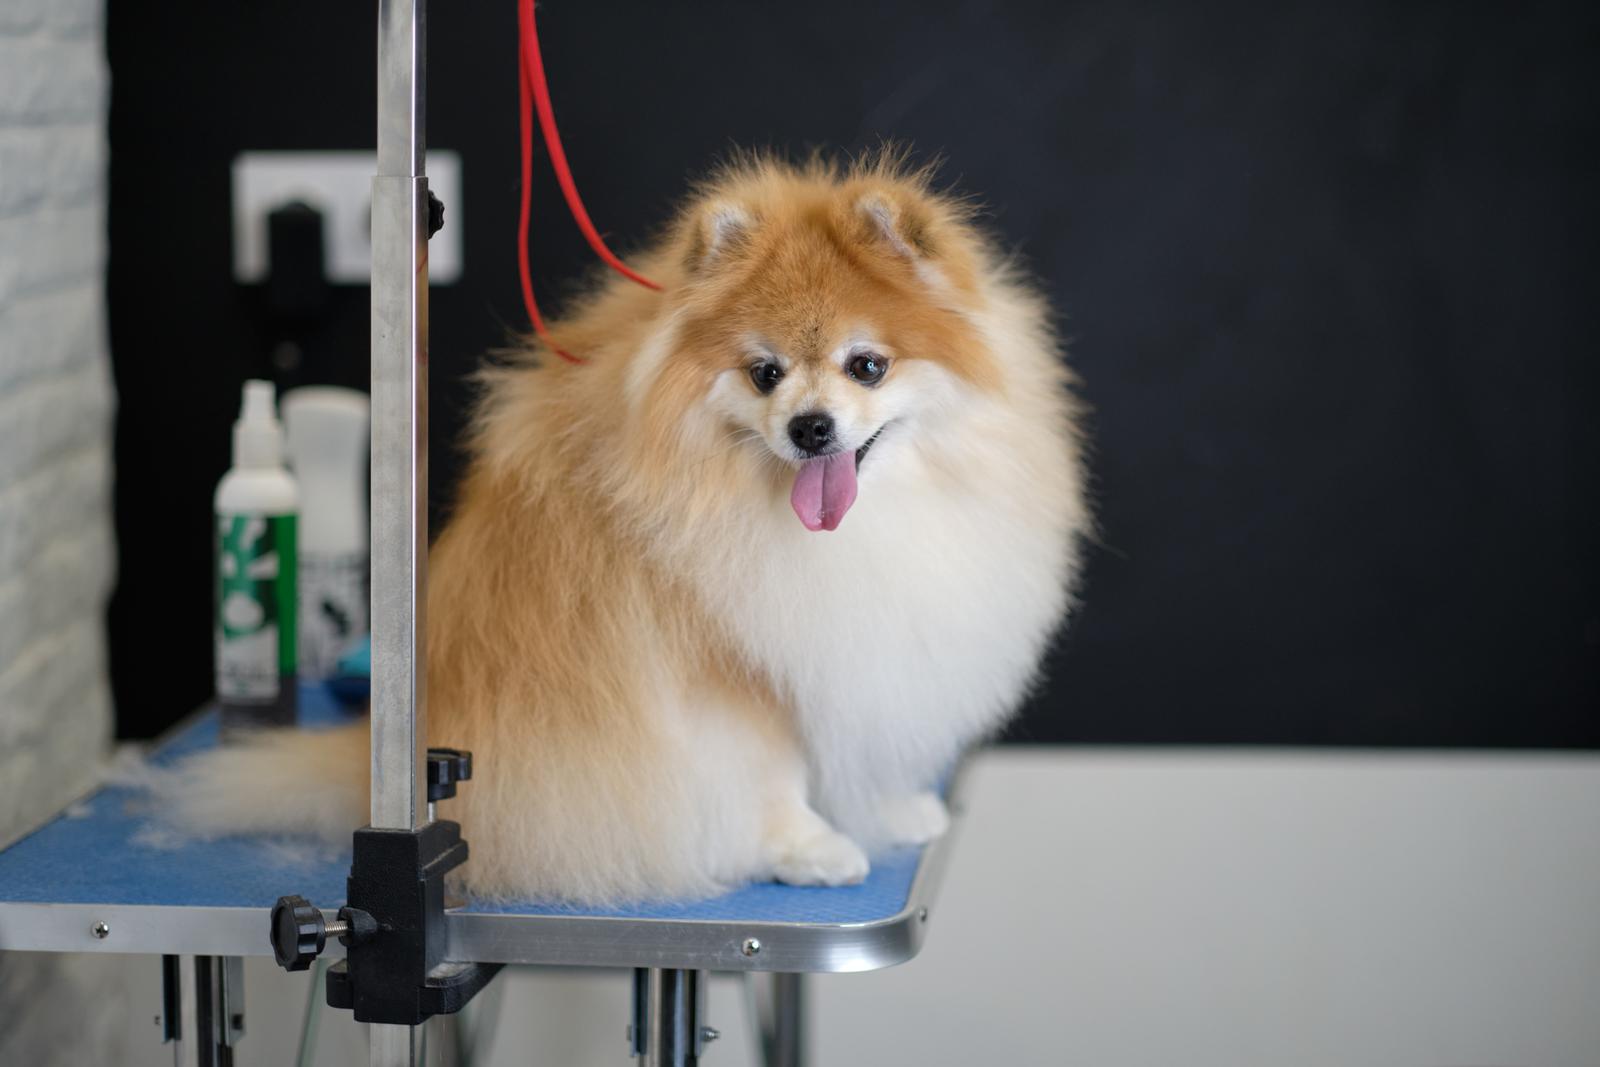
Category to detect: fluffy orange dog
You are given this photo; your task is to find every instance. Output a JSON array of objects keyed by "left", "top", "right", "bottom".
[{"left": 170, "top": 154, "right": 1089, "bottom": 904}]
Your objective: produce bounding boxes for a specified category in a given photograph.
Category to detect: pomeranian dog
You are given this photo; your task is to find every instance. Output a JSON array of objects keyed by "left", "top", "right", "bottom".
[{"left": 165, "top": 153, "right": 1089, "bottom": 903}]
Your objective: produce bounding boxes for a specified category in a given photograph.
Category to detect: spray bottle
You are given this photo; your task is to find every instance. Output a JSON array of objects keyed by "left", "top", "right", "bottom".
[
  {"left": 215, "top": 379, "right": 299, "bottom": 731},
  {"left": 282, "top": 386, "right": 369, "bottom": 679}
]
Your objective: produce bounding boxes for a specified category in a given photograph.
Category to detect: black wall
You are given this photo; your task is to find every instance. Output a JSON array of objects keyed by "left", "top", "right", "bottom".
[{"left": 106, "top": 1, "right": 1599, "bottom": 744}]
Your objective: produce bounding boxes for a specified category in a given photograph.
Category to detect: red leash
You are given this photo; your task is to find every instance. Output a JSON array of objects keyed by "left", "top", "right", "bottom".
[{"left": 517, "top": 0, "right": 659, "bottom": 363}]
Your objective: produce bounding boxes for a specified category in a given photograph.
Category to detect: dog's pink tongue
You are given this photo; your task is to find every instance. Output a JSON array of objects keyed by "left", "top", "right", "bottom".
[{"left": 790, "top": 452, "right": 858, "bottom": 532}]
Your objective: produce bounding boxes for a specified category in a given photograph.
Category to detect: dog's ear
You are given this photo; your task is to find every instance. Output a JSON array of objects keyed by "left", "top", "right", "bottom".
[
  {"left": 686, "top": 201, "right": 754, "bottom": 271},
  {"left": 856, "top": 192, "right": 937, "bottom": 261}
]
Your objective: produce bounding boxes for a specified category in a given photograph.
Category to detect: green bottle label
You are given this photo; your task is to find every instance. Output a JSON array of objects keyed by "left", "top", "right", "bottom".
[{"left": 215, "top": 512, "right": 298, "bottom": 701}]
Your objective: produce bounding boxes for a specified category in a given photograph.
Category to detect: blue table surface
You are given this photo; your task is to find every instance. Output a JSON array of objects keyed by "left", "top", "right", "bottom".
[{"left": 0, "top": 684, "right": 923, "bottom": 926}]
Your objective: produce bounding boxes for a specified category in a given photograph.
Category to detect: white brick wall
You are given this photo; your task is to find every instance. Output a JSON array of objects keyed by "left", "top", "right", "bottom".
[
  {"left": 0, "top": 0, "right": 114, "bottom": 842},
  {"left": 0, "top": 8, "right": 120, "bottom": 1064}
]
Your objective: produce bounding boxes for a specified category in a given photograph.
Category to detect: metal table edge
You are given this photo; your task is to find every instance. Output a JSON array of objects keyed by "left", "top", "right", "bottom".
[
  {"left": 0, "top": 902, "right": 347, "bottom": 958},
  {"left": 0, "top": 755, "right": 971, "bottom": 973},
  {"left": 444, "top": 760, "right": 970, "bottom": 974},
  {"left": 0, "top": 822, "right": 946, "bottom": 971}
]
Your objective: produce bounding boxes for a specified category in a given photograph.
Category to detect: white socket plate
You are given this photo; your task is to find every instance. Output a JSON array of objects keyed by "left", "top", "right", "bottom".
[{"left": 231, "top": 150, "right": 463, "bottom": 286}]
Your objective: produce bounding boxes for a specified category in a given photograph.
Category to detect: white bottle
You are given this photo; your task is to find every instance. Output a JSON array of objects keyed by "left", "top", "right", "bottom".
[
  {"left": 215, "top": 379, "right": 300, "bottom": 729},
  {"left": 282, "top": 387, "right": 370, "bottom": 679}
]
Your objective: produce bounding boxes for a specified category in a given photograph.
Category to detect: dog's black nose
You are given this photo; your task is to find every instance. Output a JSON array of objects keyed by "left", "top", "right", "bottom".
[{"left": 787, "top": 412, "right": 836, "bottom": 455}]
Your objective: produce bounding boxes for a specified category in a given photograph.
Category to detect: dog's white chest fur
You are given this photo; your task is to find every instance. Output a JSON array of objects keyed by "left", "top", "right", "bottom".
[{"left": 691, "top": 405, "right": 1078, "bottom": 840}]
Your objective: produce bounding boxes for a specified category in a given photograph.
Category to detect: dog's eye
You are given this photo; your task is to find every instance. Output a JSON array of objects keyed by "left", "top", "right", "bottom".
[
  {"left": 846, "top": 352, "right": 888, "bottom": 385},
  {"left": 750, "top": 362, "right": 784, "bottom": 394}
]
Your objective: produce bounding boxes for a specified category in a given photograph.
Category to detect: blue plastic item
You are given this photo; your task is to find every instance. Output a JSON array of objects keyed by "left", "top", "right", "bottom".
[{"left": 324, "top": 634, "right": 372, "bottom": 704}]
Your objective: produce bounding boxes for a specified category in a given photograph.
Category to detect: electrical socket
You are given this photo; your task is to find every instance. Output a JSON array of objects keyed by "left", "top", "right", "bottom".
[{"left": 231, "top": 150, "right": 463, "bottom": 285}]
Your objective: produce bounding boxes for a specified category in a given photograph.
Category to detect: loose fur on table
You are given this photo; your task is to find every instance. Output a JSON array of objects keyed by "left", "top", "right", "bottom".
[{"left": 161, "top": 151, "right": 1090, "bottom": 904}]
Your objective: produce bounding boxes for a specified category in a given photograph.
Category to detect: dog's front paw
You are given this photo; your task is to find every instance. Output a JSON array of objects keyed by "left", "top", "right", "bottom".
[
  {"left": 877, "top": 792, "right": 949, "bottom": 846},
  {"left": 770, "top": 830, "right": 870, "bottom": 887}
]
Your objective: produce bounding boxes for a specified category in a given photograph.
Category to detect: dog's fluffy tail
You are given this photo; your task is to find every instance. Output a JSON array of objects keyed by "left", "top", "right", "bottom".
[{"left": 142, "top": 722, "right": 371, "bottom": 843}]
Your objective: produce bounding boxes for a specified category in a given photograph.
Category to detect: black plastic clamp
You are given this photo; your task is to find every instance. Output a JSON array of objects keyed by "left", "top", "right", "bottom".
[{"left": 268, "top": 747, "right": 500, "bottom": 1025}]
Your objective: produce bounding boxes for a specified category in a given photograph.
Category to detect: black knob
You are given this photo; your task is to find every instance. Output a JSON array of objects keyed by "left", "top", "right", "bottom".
[
  {"left": 270, "top": 895, "right": 326, "bottom": 971},
  {"left": 427, "top": 191, "right": 445, "bottom": 238},
  {"left": 427, "top": 748, "right": 473, "bottom": 802}
]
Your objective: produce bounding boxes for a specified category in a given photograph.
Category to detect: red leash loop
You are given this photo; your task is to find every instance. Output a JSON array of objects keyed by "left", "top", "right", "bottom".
[
  {"left": 516, "top": 0, "right": 659, "bottom": 364},
  {"left": 515, "top": 22, "right": 575, "bottom": 362},
  {"left": 521, "top": 0, "right": 660, "bottom": 292}
]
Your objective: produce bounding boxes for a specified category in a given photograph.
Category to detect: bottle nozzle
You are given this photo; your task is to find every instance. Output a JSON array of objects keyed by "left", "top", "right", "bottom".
[
  {"left": 241, "top": 379, "right": 277, "bottom": 423},
  {"left": 234, "top": 379, "right": 284, "bottom": 468}
]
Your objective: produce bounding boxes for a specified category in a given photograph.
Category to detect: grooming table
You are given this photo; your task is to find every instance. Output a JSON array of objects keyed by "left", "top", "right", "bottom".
[
  {"left": 0, "top": 684, "right": 956, "bottom": 975},
  {"left": 0, "top": 2, "right": 961, "bottom": 1062}
]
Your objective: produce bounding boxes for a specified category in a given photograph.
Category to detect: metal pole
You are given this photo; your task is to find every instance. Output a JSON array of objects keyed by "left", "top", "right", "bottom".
[
  {"left": 635, "top": 968, "right": 710, "bottom": 1067},
  {"left": 211, "top": 957, "right": 246, "bottom": 1057},
  {"left": 427, "top": 1014, "right": 462, "bottom": 1067},
  {"left": 371, "top": 0, "right": 429, "bottom": 1061},
  {"left": 162, "top": 955, "right": 196, "bottom": 1067},
  {"left": 190, "top": 957, "right": 234, "bottom": 1067},
  {"left": 371, "top": 0, "right": 429, "bottom": 835},
  {"left": 371, "top": 1022, "right": 423, "bottom": 1067},
  {"left": 765, "top": 974, "right": 805, "bottom": 1067}
]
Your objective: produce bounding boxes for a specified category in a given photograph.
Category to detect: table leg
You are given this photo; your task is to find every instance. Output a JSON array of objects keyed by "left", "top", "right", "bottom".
[
  {"left": 427, "top": 1013, "right": 461, "bottom": 1067},
  {"left": 632, "top": 967, "right": 710, "bottom": 1066},
  {"left": 158, "top": 955, "right": 190, "bottom": 1067},
  {"left": 762, "top": 973, "right": 805, "bottom": 1067},
  {"left": 371, "top": 1022, "right": 422, "bottom": 1066},
  {"left": 164, "top": 956, "right": 237, "bottom": 1067}
]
